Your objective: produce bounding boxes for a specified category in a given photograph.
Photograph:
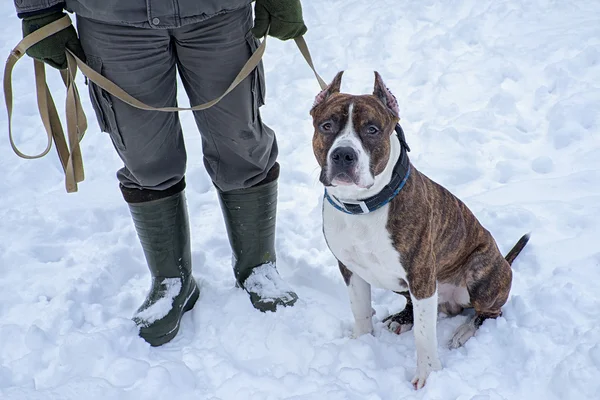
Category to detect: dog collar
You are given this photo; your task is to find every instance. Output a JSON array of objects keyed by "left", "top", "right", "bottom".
[{"left": 324, "top": 124, "right": 411, "bottom": 215}]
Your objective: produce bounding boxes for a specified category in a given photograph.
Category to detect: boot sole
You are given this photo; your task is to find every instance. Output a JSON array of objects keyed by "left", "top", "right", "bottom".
[{"left": 142, "top": 281, "right": 200, "bottom": 347}]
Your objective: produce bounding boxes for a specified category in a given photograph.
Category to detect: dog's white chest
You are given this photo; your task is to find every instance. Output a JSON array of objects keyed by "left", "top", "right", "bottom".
[{"left": 323, "top": 202, "right": 408, "bottom": 291}]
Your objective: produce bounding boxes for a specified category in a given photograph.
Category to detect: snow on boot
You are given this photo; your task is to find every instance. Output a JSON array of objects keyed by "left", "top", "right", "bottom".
[
  {"left": 243, "top": 262, "right": 298, "bottom": 310},
  {"left": 123, "top": 181, "right": 199, "bottom": 346},
  {"left": 217, "top": 163, "right": 298, "bottom": 312}
]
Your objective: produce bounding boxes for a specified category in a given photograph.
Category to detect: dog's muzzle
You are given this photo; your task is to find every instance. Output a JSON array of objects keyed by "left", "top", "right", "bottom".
[{"left": 328, "top": 146, "right": 358, "bottom": 186}]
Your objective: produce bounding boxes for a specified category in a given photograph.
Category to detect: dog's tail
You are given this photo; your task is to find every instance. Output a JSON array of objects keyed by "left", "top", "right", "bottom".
[{"left": 504, "top": 233, "right": 530, "bottom": 265}]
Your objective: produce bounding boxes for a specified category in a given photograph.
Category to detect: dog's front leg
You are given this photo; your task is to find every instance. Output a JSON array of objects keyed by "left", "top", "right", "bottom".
[
  {"left": 410, "top": 288, "right": 442, "bottom": 389},
  {"left": 339, "top": 261, "right": 373, "bottom": 337}
]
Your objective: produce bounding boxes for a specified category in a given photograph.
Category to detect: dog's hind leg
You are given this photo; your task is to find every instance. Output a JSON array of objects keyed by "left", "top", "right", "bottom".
[
  {"left": 448, "top": 313, "right": 488, "bottom": 349},
  {"left": 383, "top": 291, "right": 414, "bottom": 334},
  {"left": 449, "top": 251, "right": 512, "bottom": 349}
]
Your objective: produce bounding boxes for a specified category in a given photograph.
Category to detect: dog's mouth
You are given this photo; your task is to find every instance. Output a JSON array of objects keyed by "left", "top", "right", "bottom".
[
  {"left": 331, "top": 172, "right": 354, "bottom": 186},
  {"left": 321, "top": 170, "right": 373, "bottom": 189}
]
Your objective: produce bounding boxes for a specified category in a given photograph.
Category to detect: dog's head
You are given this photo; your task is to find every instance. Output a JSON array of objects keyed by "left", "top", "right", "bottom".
[{"left": 310, "top": 71, "right": 400, "bottom": 198}]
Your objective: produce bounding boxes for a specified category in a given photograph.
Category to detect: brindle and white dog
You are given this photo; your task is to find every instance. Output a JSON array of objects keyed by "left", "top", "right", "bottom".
[{"left": 310, "top": 71, "right": 529, "bottom": 389}]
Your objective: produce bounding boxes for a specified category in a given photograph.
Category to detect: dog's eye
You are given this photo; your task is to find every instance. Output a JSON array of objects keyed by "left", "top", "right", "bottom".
[
  {"left": 320, "top": 121, "right": 333, "bottom": 132},
  {"left": 366, "top": 125, "right": 379, "bottom": 135}
]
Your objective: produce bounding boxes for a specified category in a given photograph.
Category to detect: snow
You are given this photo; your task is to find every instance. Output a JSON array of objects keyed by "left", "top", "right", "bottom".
[
  {"left": 243, "top": 262, "right": 295, "bottom": 302},
  {"left": 134, "top": 277, "right": 182, "bottom": 326},
  {"left": 1, "top": 0, "right": 600, "bottom": 399}
]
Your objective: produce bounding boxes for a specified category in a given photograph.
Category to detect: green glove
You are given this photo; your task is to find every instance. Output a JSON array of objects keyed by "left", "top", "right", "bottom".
[
  {"left": 21, "top": 10, "right": 86, "bottom": 70},
  {"left": 252, "top": 0, "right": 308, "bottom": 41}
]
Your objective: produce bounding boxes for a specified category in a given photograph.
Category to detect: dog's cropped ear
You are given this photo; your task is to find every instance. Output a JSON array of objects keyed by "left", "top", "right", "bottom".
[
  {"left": 311, "top": 71, "right": 344, "bottom": 113},
  {"left": 373, "top": 71, "right": 399, "bottom": 118}
]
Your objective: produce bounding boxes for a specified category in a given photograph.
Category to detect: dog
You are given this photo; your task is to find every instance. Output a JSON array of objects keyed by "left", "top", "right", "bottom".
[{"left": 310, "top": 71, "right": 529, "bottom": 389}]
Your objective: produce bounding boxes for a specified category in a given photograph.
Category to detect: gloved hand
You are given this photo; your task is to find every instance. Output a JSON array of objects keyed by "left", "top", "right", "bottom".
[
  {"left": 251, "top": 0, "right": 308, "bottom": 41},
  {"left": 21, "top": 10, "right": 86, "bottom": 70}
]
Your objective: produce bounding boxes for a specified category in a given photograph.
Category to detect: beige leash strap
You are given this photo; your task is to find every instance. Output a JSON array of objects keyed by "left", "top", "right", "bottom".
[
  {"left": 293, "top": 36, "right": 328, "bottom": 90},
  {"left": 4, "top": 14, "right": 327, "bottom": 193},
  {"left": 5, "top": 15, "right": 71, "bottom": 161},
  {"left": 4, "top": 15, "right": 86, "bottom": 192}
]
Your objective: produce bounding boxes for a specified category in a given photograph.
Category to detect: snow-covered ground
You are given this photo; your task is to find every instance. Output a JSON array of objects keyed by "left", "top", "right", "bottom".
[{"left": 1, "top": 0, "right": 600, "bottom": 398}]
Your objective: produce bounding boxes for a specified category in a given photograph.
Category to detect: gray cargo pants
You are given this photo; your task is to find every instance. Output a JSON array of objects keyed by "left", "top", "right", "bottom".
[{"left": 76, "top": 5, "right": 278, "bottom": 192}]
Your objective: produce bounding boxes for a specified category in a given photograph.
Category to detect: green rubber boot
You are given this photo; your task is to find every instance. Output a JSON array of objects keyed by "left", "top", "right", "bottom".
[
  {"left": 123, "top": 181, "right": 199, "bottom": 346},
  {"left": 217, "top": 163, "right": 298, "bottom": 312}
]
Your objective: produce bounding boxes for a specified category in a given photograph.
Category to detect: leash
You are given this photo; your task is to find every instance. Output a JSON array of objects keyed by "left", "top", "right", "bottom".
[{"left": 3, "top": 14, "right": 327, "bottom": 193}]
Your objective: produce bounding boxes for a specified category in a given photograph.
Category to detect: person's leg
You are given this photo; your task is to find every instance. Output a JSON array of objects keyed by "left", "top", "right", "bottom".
[
  {"left": 172, "top": 5, "right": 297, "bottom": 311},
  {"left": 77, "top": 16, "right": 198, "bottom": 345},
  {"left": 173, "top": 6, "right": 276, "bottom": 190},
  {"left": 77, "top": 17, "right": 186, "bottom": 190}
]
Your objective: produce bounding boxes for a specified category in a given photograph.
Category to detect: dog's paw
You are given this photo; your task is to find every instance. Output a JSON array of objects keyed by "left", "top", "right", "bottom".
[
  {"left": 383, "top": 309, "right": 414, "bottom": 335},
  {"left": 411, "top": 358, "right": 442, "bottom": 390},
  {"left": 387, "top": 320, "right": 413, "bottom": 335},
  {"left": 351, "top": 319, "right": 374, "bottom": 338},
  {"left": 351, "top": 331, "right": 373, "bottom": 339},
  {"left": 448, "top": 317, "right": 479, "bottom": 349}
]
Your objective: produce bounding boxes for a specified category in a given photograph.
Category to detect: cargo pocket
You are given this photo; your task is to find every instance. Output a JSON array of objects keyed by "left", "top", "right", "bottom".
[
  {"left": 245, "top": 34, "right": 266, "bottom": 123},
  {"left": 86, "top": 55, "right": 126, "bottom": 151}
]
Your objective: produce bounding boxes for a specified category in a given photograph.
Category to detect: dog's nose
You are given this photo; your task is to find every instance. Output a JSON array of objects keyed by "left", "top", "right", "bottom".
[{"left": 331, "top": 147, "right": 357, "bottom": 167}]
